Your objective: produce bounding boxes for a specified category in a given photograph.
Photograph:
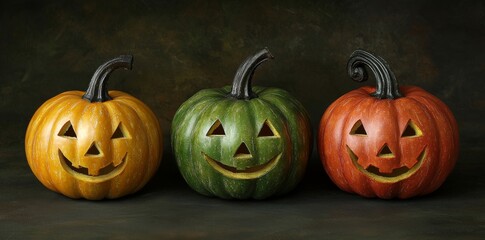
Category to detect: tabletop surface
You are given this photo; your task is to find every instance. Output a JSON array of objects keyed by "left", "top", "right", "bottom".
[{"left": 1, "top": 146, "right": 484, "bottom": 239}]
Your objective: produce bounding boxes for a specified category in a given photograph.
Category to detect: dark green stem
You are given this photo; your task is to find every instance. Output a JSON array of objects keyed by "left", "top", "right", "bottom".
[
  {"left": 347, "top": 50, "right": 402, "bottom": 99},
  {"left": 229, "top": 48, "right": 274, "bottom": 100},
  {"left": 82, "top": 55, "right": 133, "bottom": 102}
]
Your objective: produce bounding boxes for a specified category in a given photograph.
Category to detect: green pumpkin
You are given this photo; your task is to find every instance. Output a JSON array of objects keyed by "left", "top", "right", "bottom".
[{"left": 171, "top": 49, "right": 312, "bottom": 199}]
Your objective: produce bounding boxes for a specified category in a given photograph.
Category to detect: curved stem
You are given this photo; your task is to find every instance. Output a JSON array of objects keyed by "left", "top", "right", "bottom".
[
  {"left": 347, "top": 50, "right": 402, "bottom": 99},
  {"left": 82, "top": 55, "right": 133, "bottom": 102},
  {"left": 229, "top": 48, "right": 274, "bottom": 100}
]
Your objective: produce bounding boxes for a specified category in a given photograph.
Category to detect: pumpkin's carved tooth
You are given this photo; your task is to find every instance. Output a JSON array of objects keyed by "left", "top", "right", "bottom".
[
  {"left": 88, "top": 168, "right": 99, "bottom": 176},
  {"left": 404, "top": 160, "right": 418, "bottom": 169},
  {"left": 357, "top": 159, "right": 371, "bottom": 169},
  {"left": 366, "top": 165, "right": 411, "bottom": 177},
  {"left": 59, "top": 150, "right": 89, "bottom": 175},
  {"left": 346, "top": 145, "right": 371, "bottom": 168},
  {"left": 368, "top": 165, "right": 399, "bottom": 174},
  {"left": 113, "top": 154, "right": 127, "bottom": 167}
]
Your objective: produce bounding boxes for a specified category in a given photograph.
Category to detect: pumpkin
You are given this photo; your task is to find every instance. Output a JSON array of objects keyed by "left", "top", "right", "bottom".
[
  {"left": 318, "top": 50, "right": 459, "bottom": 199},
  {"left": 172, "top": 48, "right": 312, "bottom": 199},
  {"left": 25, "top": 55, "right": 162, "bottom": 200}
]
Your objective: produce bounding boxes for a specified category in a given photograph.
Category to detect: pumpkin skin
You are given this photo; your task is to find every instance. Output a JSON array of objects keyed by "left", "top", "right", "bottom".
[
  {"left": 172, "top": 49, "right": 312, "bottom": 199},
  {"left": 318, "top": 50, "right": 459, "bottom": 199},
  {"left": 25, "top": 56, "right": 162, "bottom": 200}
]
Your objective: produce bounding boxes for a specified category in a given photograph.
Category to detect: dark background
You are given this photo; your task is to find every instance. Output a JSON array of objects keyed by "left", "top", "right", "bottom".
[{"left": 1, "top": 0, "right": 484, "bottom": 239}]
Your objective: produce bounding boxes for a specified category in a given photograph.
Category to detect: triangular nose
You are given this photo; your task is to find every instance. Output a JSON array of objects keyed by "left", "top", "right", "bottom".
[
  {"left": 377, "top": 144, "right": 394, "bottom": 158},
  {"left": 234, "top": 142, "right": 252, "bottom": 158},
  {"left": 85, "top": 142, "right": 101, "bottom": 156}
]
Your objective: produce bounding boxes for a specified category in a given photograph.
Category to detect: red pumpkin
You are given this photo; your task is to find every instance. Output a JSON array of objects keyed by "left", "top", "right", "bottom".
[{"left": 318, "top": 50, "right": 459, "bottom": 199}]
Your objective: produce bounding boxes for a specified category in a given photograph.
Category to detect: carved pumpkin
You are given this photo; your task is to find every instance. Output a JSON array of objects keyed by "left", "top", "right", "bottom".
[
  {"left": 318, "top": 50, "right": 459, "bottom": 199},
  {"left": 172, "top": 49, "right": 312, "bottom": 199},
  {"left": 25, "top": 55, "right": 162, "bottom": 200}
]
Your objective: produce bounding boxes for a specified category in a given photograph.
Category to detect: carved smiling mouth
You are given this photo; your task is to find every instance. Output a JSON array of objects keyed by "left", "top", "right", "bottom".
[
  {"left": 346, "top": 146, "right": 426, "bottom": 183},
  {"left": 203, "top": 153, "right": 282, "bottom": 180},
  {"left": 58, "top": 150, "right": 127, "bottom": 182}
]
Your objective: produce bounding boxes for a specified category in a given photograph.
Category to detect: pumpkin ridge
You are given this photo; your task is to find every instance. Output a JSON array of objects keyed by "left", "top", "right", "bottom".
[
  {"left": 46, "top": 97, "right": 88, "bottom": 195},
  {"left": 197, "top": 99, "right": 235, "bottom": 164},
  {"left": 335, "top": 98, "right": 357, "bottom": 193},
  {"left": 109, "top": 96, "right": 162, "bottom": 191},
  {"left": 363, "top": 98, "right": 389, "bottom": 196},
  {"left": 249, "top": 98, "right": 286, "bottom": 165},
  {"left": 177, "top": 98, "right": 226, "bottom": 195},
  {"left": 319, "top": 92, "right": 351, "bottom": 141},
  {"left": 207, "top": 101, "right": 239, "bottom": 198},
  {"left": 344, "top": 96, "right": 375, "bottom": 195},
  {"left": 405, "top": 94, "right": 453, "bottom": 195},
  {"left": 174, "top": 91, "right": 225, "bottom": 126},
  {"left": 389, "top": 98, "right": 406, "bottom": 196},
  {"left": 400, "top": 96, "right": 439, "bottom": 197},
  {"left": 258, "top": 94, "right": 311, "bottom": 193},
  {"left": 255, "top": 87, "right": 290, "bottom": 98},
  {"left": 26, "top": 94, "right": 68, "bottom": 154},
  {"left": 399, "top": 86, "right": 423, "bottom": 96},
  {"left": 28, "top": 93, "right": 83, "bottom": 136},
  {"left": 104, "top": 102, "right": 140, "bottom": 184},
  {"left": 365, "top": 99, "right": 403, "bottom": 197}
]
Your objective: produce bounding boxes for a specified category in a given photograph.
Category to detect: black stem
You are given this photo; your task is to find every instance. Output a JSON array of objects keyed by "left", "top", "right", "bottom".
[
  {"left": 347, "top": 49, "right": 402, "bottom": 99},
  {"left": 82, "top": 55, "right": 133, "bottom": 102},
  {"left": 229, "top": 48, "right": 274, "bottom": 100}
]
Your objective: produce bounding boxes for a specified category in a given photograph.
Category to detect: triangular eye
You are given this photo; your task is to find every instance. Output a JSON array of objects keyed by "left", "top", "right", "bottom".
[
  {"left": 207, "top": 120, "right": 225, "bottom": 136},
  {"left": 58, "top": 121, "right": 77, "bottom": 138},
  {"left": 258, "top": 120, "right": 278, "bottom": 137},
  {"left": 111, "top": 123, "right": 126, "bottom": 139},
  {"left": 350, "top": 120, "right": 367, "bottom": 136},
  {"left": 401, "top": 120, "right": 422, "bottom": 137}
]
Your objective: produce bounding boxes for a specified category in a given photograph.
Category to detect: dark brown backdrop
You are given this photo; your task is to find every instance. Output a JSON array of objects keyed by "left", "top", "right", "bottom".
[{"left": 2, "top": 0, "right": 483, "bottom": 150}]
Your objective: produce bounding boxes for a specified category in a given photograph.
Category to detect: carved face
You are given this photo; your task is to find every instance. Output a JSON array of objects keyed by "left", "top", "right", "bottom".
[
  {"left": 172, "top": 86, "right": 312, "bottom": 199},
  {"left": 345, "top": 119, "right": 426, "bottom": 183},
  {"left": 35, "top": 94, "right": 161, "bottom": 194},
  {"left": 202, "top": 119, "right": 282, "bottom": 180},
  {"left": 57, "top": 119, "right": 130, "bottom": 182},
  {"left": 25, "top": 54, "right": 162, "bottom": 200}
]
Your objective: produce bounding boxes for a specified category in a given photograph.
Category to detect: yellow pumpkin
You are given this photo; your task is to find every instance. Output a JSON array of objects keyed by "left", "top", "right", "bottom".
[{"left": 25, "top": 55, "right": 162, "bottom": 200}]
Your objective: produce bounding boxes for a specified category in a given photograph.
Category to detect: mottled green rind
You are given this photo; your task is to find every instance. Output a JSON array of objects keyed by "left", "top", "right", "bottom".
[{"left": 171, "top": 86, "right": 312, "bottom": 199}]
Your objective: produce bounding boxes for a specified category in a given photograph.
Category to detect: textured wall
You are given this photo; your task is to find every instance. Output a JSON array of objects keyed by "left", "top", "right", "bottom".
[{"left": 1, "top": 0, "right": 484, "bottom": 152}]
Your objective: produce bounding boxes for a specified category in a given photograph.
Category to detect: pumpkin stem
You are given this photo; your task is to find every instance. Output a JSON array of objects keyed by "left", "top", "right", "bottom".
[
  {"left": 82, "top": 55, "right": 133, "bottom": 102},
  {"left": 347, "top": 50, "right": 402, "bottom": 99},
  {"left": 229, "top": 48, "right": 274, "bottom": 100}
]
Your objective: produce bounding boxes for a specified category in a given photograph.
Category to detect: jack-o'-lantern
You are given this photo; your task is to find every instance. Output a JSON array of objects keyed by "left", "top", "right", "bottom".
[
  {"left": 172, "top": 48, "right": 312, "bottom": 199},
  {"left": 318, "top": 50, "right": 459, "bottom": 199},
  {"left": 25, "top": 55, "right": 162, "bottom": 200}
]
